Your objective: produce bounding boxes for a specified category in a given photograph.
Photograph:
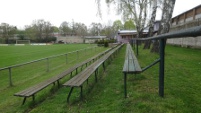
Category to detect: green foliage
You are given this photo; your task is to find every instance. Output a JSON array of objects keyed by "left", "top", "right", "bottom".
[
  {"left": 124, "top": 19, "right": 136, "bottom": 30},
  {"left": 104, "top": 40, "right": 109, "bottom": 47},
  {"left": 112, "top": 20, "right": 123, "bottom": 30}
]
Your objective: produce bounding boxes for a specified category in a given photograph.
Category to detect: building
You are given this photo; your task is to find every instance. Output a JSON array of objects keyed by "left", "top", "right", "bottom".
[
  {"left": 171, "top": 4, "right": 201, "bottom": 26},
  {"left": 168, "top": 4, "right": 201, "bottom": 48},
  {"left": 84, "top": 36, "right": 107, "bottom": 43}
]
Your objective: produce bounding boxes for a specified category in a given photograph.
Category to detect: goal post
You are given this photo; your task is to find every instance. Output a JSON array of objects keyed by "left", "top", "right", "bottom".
[{"left": 16, "top": 40, "right": 30, "bottom": 44}]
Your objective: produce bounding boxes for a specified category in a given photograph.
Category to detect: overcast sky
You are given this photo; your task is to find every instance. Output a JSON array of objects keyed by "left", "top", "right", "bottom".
[{"left": 0, "top": 0, "right": 200, "bottom": 29}]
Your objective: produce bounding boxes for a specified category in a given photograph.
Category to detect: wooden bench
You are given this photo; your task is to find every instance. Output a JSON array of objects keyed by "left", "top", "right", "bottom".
[
  {"left": 123, "top": 43, "right": 142, "bottom": 98},
  {"left": 14, "top": 48, "right": 113, "bottom": 105},
  {"left": 63, "top": 44, "right": 123, "bottom": 103}
]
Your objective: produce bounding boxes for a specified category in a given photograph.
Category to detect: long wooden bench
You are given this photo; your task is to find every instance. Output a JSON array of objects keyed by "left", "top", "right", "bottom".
[
  {"left": 14, "top": 47, "right": 113, "bottom": 105},
  {"left": 123, "top": 43, "right": 142, "bottom": 98},
  {"left": 63, "top": 44, "right": 123, "bottom": 103}
]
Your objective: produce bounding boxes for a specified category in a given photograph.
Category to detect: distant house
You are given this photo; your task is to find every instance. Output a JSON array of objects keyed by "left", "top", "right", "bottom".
[
  {"left": 117, "top": 29, "right": 149, "bottom": 43},
  {"left": 84, "top": 36, "right": 107, "bottom": 43},
  {"left": 117, "top": 21, "right": 161, "bottom": 43}
]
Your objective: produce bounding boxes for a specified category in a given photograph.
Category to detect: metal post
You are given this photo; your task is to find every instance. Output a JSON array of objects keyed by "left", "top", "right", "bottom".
[
  {"left": 80, "top": 86, "right": 83, "bottom": 100},
  {"left": 124, "top": 73, "right": 127, "bottom": 98},
  {"left": 66, "top": 54, "right": 68, "bottom": 64},
  {"left": 46, "top": 58, "right": 49, "bottom": 72},
  {"left": 136, "top": 40, "right": 139, "bottom": 56},
  {"left": 77, "top": 51, "right": 79, "bottom": 60},
  {"left": 159, "top": 39, "right": 165, "bottom": 97},
  {"left": 9, "top": 68, "right": 13, "bottom": 86}
]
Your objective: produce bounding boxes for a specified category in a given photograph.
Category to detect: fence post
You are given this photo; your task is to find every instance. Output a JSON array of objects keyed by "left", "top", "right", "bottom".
[
  {"left": 46, "top": 58, "right": 49, "bottom": 72},
  {"left": 136, "top": 40, "right": 139, "bottom": 56},
  {"left": 66, "top": 54, "right": 68, "bottom": 64},
  {"left": 159, "top": 39, "right": 165, "bottom": 97},
  {"left": 77, "top": 51, "right": 79, "bottom": 60},
  {"left": 9, "top": 68, "right": 13, "bottom": 86}
]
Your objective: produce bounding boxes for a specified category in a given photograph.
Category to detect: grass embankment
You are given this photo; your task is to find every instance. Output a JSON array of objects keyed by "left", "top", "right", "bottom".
[{"left": 1, "top": 44, "right": 201, "bottom": 112}]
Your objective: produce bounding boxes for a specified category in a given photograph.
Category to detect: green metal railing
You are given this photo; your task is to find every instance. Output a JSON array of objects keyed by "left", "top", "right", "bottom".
[{"left": 134, "top": 25, "right": 201, "bottom": 97}]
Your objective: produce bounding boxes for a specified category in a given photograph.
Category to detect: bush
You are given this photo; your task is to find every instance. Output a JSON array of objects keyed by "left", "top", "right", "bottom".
[{"left": 104, "top": 41, "right": 109, "bottom": 47}]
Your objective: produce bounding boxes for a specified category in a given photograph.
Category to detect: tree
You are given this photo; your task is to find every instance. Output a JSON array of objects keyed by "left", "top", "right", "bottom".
[
  {"left": 43, "top": 21, "right": 53, "bottom": 42},
  {"left": 0, "top": 23, "right": 17, "bottom": 44},
  {"left": 151, "top": 0, "right": 176, "bottom": 53},
  {"left": 74, "top": 23, "right": 88, "bottom": 37},
  {"left": 32, "top": 19, "right": 45, "bottom": 40},
  {"left": 144, "top": 0, "right": 158, "bottom": 49},
  {"left": 59, "top": 21, "right": 72, "bottom": 36},
  {"left": 16, "top": 29, "right": 26, "bottom": 40},
  {"left": 124, "top": 19, "right": 136, "bottom": 30},
  {"left": 24, "top": 19, "right": 54, "bottom": 42},
  {"left": 101, "top": 25, "right": 114, "bottom": 39},
  {"left": 97, "top": 0, "right": 152, "bottom": 40},
  {"left": 89, "top": 22, "right": 102, "bottom": 36},
  {"left": 52, "top": 26, "right": 59, "bottom": 32},
  {"left": 112, "top": 20, "right": 123, "bottom": 31}
]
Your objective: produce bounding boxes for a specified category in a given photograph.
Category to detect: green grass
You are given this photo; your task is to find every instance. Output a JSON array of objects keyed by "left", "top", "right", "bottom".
[
  {"left": 0, "top": 44, "right": 95, "bottom": 67},
  {"left": 1, "top": 44, "right": 201, "bottom": 112},
  {"left": 0, "top": 44, "right": 107, "bottom": 113}
]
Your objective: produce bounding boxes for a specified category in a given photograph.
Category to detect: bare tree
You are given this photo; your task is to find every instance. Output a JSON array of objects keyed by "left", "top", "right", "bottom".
[
  {"left": 0, "top": 23, "right": 16, "bottom": 44},
  {"left": 43, "top": 21, "right": 53, "bottom": 42},
  {"left": 151, "top": 0, "right": 176, "bottom": 53},
  {"left": 59, "top": 21, "right": 72, "bottom": 36},
  {"left": 96, "top": 0, "right": 153, "bottom": 44},
  {"left": 144, "top": 0, "right": 158, "bottom": 49},
  {"left": 74, "top": 23, "right": 88, "bottom": 37},
  {"left": 89, "top": 22, "right": 102, "bottom": 36}
]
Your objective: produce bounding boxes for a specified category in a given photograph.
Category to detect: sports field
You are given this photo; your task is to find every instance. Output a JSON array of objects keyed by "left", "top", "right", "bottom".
[
  {"left": 0, "top": 44, "right": 201, "bottom": 112},
  {"left": 0, "top": 44, "right": 96, "bottom": 67}
]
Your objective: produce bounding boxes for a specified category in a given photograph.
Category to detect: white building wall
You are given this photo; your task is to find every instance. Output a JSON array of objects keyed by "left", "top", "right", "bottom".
[
  {"left": 167, "top": 36, "right": 201, "bottom": 48},
  {"left": 56, "top": 36, "right": 83, "bottom": 43}
]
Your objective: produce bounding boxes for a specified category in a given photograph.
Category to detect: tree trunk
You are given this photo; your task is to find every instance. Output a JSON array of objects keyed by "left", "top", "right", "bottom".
[
  {"left": 144, "top": 0, "right": 157, "bottom": 49},
  {"left": 151, "top": 0, "right": 176, "bottom": 53}
]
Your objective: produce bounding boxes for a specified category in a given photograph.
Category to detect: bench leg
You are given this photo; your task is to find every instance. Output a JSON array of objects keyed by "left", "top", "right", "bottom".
[
  {"left": 32, "top": 95, "right": 35, "bottom": 102},
  {"left": 87, "top": 79, "right": 89, "bottom": 84},
  {"left": 76, "top": 68, "right": 78, "bottom": 74},
  {"left": 95, "top": 69, "right": 98, "bottom": 82},
  {"left": 67, "top": 87, "right": 74, "bottom": 103},
  {"left": 70, "top": 72, "right": 72, "bottom": 77},
  {"left": 103, "top": 62, "right": 105, "bottom": 71},
  {"left": 124, "top": 73, "right": 127, "bottom": 98},
  {"left": 57, "top": 80, "right": 60, "bottom": 88},
  {"left": 80, "top": 86, "right": 83, "bottom": 100},
  {"left": 22, "top": 97, "right": 26, "bottom": 105}
]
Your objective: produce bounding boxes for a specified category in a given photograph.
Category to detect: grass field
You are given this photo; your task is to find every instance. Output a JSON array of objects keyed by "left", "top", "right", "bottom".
[
  {"left": 0, "top": 44, "right": 201, "bottom": 112},
  {"left": 0, "top": 44, "right": 96, "bottom": 67}
]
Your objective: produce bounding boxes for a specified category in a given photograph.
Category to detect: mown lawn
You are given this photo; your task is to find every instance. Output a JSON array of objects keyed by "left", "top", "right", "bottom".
[
  {"left": 0, "top": 44, "right": 107, "bottom": 113},
  {"left": 0, "top": 44, "right": 95, "bottom": 67},
  {"left": 1, "top": 44, "right": 201, "bottom": 113}
]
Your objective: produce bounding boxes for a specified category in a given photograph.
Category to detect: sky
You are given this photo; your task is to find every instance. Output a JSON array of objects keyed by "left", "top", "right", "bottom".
[{"left": 0, "top": 0, "right": 200, "bottom": 29}]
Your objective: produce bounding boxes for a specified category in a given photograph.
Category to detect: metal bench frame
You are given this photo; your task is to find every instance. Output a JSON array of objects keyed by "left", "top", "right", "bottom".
[
  {"left": 123, "top": 43, "right": 142, "bottom": 98},
  {"left": 14, "top": 48, "right": 113, "bottom": 105},
  {"left": 63, "top": 44, "right": 123, "bottom": 103}
]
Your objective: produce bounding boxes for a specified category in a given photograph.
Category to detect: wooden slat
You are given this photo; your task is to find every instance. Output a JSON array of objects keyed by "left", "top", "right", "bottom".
[
  {"left": 63, "top": 44, "right": 123, "bottom": 87},
  {"left": 123, "top": 43, "right": 142, "bottom": 73}
]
